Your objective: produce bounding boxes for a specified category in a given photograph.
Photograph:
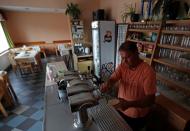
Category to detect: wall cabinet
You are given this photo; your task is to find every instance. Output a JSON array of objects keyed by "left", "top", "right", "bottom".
[{"left": 70, "top": 19, "right": 93, "bottom": 72}]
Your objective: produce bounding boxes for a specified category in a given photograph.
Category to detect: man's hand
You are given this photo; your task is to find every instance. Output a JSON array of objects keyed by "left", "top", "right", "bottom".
[
  {"left": 100, "top": 82, "right": 108, "bottom": 93},
  {"left": 113, "top": 98, "right": 129, "bottom": 111}
]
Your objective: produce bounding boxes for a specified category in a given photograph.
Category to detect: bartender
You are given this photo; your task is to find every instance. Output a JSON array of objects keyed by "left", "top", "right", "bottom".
[{"left": 101, "top": 41, "right": 156, "bottom": 131}]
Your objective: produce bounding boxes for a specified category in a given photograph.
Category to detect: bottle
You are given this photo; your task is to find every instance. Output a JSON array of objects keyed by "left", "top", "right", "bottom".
[{"left": 84, "top": 47, "right": 90, "bottom": 54}]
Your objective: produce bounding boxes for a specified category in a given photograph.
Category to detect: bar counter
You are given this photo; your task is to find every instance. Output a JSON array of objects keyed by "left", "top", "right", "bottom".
[{"left": 43, "top": 61, "right": 132, "bottom": 131}]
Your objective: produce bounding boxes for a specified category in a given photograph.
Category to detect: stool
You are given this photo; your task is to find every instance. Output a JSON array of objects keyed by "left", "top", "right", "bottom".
[
  {"left": 0, "top": 80, "right": 8, "bottom": 117},
  {"left": 0, "top": 71, "right": 18, "bottom": 106}
]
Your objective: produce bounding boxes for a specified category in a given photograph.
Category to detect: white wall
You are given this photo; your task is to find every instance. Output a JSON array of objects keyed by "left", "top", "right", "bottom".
[{"left": 0, "top": 51, "right": 10, "bottom": 70}]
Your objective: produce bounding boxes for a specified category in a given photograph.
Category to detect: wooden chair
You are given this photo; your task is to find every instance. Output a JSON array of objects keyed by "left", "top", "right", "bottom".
[
  {"left": 0, "top": 71, "right": 18, "bottom": 105},
  {"left": 0, "top": 80, "right": 8, "bottom": 117},
  {"left": 8, "top": 51, "right": 18, "bottom": 74},
  {"left": 16, "top": 59, "right": 34, "bottom": 75},
  {"left": 40, "top": 48, "right": 47, "bottom": 58},
  {"left": 32, "top": 52, "right": 42, "bottom": 72},
  {"left": 32, "top": 45, "right": 46, "bottom": 58}
]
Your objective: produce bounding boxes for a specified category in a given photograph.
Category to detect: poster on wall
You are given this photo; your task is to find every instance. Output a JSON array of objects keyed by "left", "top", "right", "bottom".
[
  {"left": 101, "top": 62, "right": 114, "bottom": 81},
  {"left": 104, "top": 31, "right": 112, "bottom": 43}
]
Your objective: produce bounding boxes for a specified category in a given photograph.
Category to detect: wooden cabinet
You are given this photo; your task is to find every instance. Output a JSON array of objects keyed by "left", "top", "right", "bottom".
[
  {"left": 126, "top": 20, "right": 190, "bottom": 130},
  {"left": 73, "top": 54, "right": 93, "bottom": 73},
  {"left": 70, "top": 20, "right": 93, "bottom": 72}
]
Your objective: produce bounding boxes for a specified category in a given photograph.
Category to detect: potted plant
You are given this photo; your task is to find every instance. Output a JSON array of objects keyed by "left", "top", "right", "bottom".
[
  {"left": 65, "top": 2, "right": 81, "bottom": 20},
  {"left": 121, "top": 3, "right": 139, "bottom": 23}
]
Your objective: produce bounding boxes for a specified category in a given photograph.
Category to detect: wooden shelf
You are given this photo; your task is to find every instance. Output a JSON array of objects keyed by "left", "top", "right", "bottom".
[
  {"left": 153, "top": 58, "right": 190, "bottom": 74},
  {"left": 157, "top": 91, "right": 190, "bottom": 112},
  {"left": 157, "top": 44, "right": 190, "bottom": 52},
  {"left": 140, "top": 57, "right": 151, "bottom": 65},
  {"left": 157, "top": 73, "right": 190, "bottom": 95},
  {"left": 156, "top": 95, "right": 190, "bottom": 130},
  {"left": 166, "top": 19, "right": 190, "bottom": 24},
  {"left": 128, "top": 21, "right": 162, "bottom": 25},
  {"left": 127, "top": 39, "right": 155, "bottom": 45},
  {"left": 162, "top": 30, "right": 190, "bottom": 35},
  {"left": 128, "top": 29, "right": 159, "bottom": 33},
  {"left": 77, "top": 54, "right": 93, "bottom": 58},
  {"left": 127, "top": 20, "right": 190, "bottom": 130},
  {"left": 140, "top": 56, "right": 151, "bottom": 61}
]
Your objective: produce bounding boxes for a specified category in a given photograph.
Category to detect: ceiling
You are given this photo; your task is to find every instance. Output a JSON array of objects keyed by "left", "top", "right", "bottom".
[
  {"left": 0, "top": 0, "right": 70, "bottom": 13},
  {"left": 0, "top": 6, "right": 66, "bottom": 13}
]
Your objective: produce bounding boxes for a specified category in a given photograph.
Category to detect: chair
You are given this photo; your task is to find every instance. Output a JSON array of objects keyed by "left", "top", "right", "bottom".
[
  {"left": 53, "top": 40, "right": 72, "bottom": 56},
  {"left": 8, "top": 51, "right": 18, "bottom": 74},
  {"left": 40, "top": 48, "right": 47, "bottom": 58},
  {"left": 0, "top": 80, "right": 8, "bottom": 117},
  {"left": 16, "top": 59, "right": 34, "bottom": 75},
  {"left": 32, "top": 45, "right": 46, "bottom": 58},
  {"left": 32, "top": 52, "right": 42, "bottom": 72},
  {"left": 57, "top": 44, "right": 70, "bottom": 56},
  {"left": 0, "top": 71, "right": 18, "bottom": 105}
]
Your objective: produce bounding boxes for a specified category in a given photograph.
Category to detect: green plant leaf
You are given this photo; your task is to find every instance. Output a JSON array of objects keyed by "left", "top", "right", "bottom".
[{"left": 65, "top": 2, "right": 81, "bottom": 19}]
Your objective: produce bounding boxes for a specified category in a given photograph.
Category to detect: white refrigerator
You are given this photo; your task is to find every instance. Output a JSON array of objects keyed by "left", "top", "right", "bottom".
[{"left": 91, "top": 21, "right": 116, "bottom": 82}]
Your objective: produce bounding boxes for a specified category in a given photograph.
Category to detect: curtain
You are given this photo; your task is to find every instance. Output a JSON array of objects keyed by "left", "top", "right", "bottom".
[{"left": 1, "top": 21, "right": 14, "bottom": 48}]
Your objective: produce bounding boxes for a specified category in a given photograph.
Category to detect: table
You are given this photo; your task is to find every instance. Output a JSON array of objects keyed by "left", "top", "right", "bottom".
[
  {"left": 44, "top": 61, "right": 132, "bottom": 131},
  {"left": 14, "top": 50, "right": 39, "bottom": 64},
  {"left": 14, "top": 50, "right": 42, "bottom": 74}
]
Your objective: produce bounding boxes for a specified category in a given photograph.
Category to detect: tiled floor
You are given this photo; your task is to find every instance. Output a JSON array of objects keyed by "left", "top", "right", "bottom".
[{"left": 0, "top": 56, "right": 65, "bottom": 131}]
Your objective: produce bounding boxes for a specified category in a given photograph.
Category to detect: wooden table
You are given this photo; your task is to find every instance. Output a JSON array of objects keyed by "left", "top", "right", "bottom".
[
  {"left": 14, "top": 50, "right": 42, "bottom": 74},
  {"left": 14, "top": 50, "right": 39, "bottom": 63}
]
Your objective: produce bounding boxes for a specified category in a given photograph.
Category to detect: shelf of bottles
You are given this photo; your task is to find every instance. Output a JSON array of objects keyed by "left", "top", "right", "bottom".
[
  {"left": 155, "top": 21, "right": 190, "bottom": 111},
  {"left": 127, "top": 22, "right": 161, "bottom": 64},
  {"left": 128, "top": 22, "right": 161, "bottom": 31},
  {"left": 71, "top": 20, "right": 85, "bottom": 55}
]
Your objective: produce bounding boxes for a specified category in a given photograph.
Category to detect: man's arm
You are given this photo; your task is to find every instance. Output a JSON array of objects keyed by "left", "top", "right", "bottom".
[
  {"left": 100, "top": 65, "right": 122, "bottom": 92},
  {"left": 114, "top": 95, "right": 155, "bottom": 110}
]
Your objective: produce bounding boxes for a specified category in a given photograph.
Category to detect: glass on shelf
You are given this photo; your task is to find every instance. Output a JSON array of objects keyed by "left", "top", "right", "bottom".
[{"left": 156, "top": 63, "right": 190, "bottom": 84}]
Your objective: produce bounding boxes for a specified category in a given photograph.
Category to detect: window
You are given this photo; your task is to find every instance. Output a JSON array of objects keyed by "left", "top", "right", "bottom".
[{"left": 0, "top": 22, "right": 9, "bottom": 53}]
